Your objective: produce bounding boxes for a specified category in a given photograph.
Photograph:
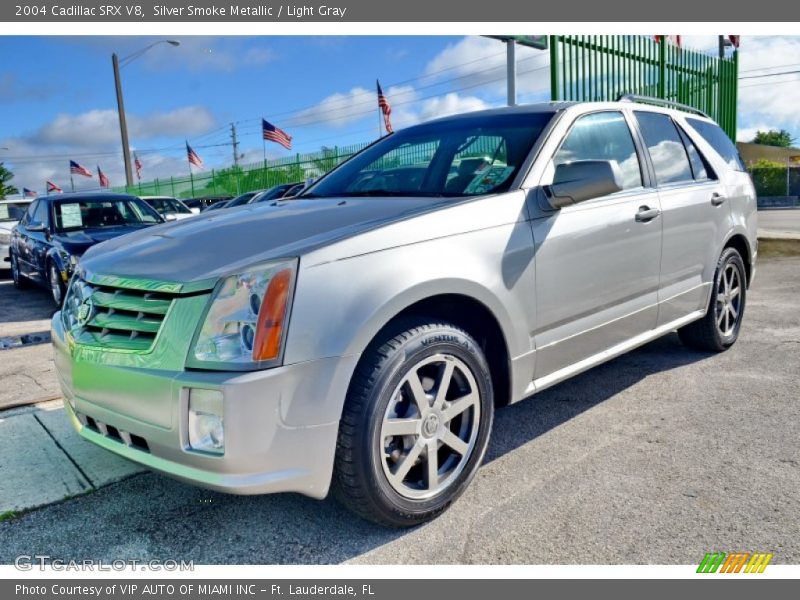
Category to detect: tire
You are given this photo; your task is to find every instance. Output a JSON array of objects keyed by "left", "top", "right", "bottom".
[
  {"left": 332, "top": 318, "right": 494, "bottom": 527},
  {"left": 678, "top": 247, "right": 746, "bottom": 352},
  {"left": 10, "top": 252, "right": 30, "bottom": 290},
  {"left": 48, "top": 261, "right": 66, "bottom": 307}
]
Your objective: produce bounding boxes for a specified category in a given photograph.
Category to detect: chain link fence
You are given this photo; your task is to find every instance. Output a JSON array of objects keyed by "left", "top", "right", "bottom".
[{"left": 748, "top": 165, "right": 800, "bottom": 200}]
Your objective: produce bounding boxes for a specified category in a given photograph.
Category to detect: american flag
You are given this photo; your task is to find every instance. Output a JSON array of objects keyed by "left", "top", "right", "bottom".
[
  {"left": 654, "top": 35, "right": 681, "bottom": 48},
  {"left": 377, "top": 80, "right": 393, "bottom": 134},
  {"left": 728, "top": 35, "right": 740, "bottom": 48},
  {"left": 134, "top": 154, "right": 143, "bottom": 180},
  {"left": 70, "top": 160, "right": 93, "bottom": 178},
  {"left": 47, "top": 181, "right": 63, "bottom": 194},
  {"left": 23, "top": 188, "right": 37, "bottom": 198},
  {"left": 186, "top": 142, "right": 204, "bottom": 169},
  {"left": 97, "top": 166, "right": 110, "bottom": 188},
  {"left": 262, "top": 119, "right": 292, "bottom": 150}
]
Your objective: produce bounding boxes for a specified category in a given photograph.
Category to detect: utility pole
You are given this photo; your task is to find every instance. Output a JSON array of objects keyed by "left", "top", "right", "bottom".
[
  {"left": 230, "top": 122, "right": 241, "bottom": 195},
  {"left": 112, "top": 52, "right": 134, "bottom": 188},
  {"left": 230, "top": 123, "right": 240, "bottom": 168},
  {"left": 506, "top": 39, "right": 517, "bottom": 106}
]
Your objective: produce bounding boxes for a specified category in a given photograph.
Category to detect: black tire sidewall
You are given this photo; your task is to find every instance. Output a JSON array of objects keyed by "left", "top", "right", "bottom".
[
  {"left": 712, "top": 248, "right": 746, "bottom": 348},
  {"left": 360, "top": 324, "right": 494, "bottom": 523}
]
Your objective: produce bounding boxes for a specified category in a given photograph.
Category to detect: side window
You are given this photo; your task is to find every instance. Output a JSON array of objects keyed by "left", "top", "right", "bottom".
[
  {"left": 676, "top": 125, "right": 715, "bottom": 181},
  {"left": 686, "top": 118, "right": 746, "bottom": 171},
  {"left": 554, "top": 111, "right": 643, "bottom": 190},
  {"left": 32, "top": 201, "right": 50, "bottom": 229},
  {"left": 21, "top": 200, "right": 38, "bottom": 226},
  {"left": 635, "top": 111, "right": 694, "bottom": 185}
]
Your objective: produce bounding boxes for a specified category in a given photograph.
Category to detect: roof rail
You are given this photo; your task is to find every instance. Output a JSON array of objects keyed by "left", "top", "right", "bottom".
[{"left": 616, "top": 94, "right": 710, "bottom": 118}]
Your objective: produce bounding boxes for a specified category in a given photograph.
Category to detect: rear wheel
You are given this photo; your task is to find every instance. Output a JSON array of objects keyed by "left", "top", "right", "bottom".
[
  {"left": 332, "top": 318, "right": 494, "bottom": 527},
  {"left": 11, "top": 252, "right": 29, "bottom": 290},
  {"left": 48, "top": 262, "right": 66, "bottom": 307},
  {"left": 678, "top": 247, "right": 746, "bottom": 352}
]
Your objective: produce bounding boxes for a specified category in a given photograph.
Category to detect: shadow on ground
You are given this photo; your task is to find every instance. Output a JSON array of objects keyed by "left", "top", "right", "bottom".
[{"left": 0, "top": 332, "right": 712, "bottom": 564}]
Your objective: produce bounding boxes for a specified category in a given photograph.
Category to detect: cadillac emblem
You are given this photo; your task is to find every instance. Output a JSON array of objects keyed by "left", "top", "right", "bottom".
[{"left": 77, "top": 298, "right": 94, "bottom": 326}]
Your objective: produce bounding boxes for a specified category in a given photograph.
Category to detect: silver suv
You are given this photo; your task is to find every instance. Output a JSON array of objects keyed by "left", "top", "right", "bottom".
[{"left": 52, "top": 99, "right": 756, "bottom": 526}]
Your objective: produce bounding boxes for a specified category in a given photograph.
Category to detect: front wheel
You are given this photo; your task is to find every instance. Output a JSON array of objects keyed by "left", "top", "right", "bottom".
[
  {"left": 48, "top": 262, "right": 66, "bottom": 307},
  {"left": 332, "top": 318, "right": 494, "bottom": 527},
  {"left": 11, "top": 252, "right": 29, "bottom": 290},
  {"left": 678, "top": 247, "right": 746, "bottom": 352}
]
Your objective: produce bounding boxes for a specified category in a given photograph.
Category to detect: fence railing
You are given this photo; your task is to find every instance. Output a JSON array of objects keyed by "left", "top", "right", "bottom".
[
  {"left": 113, "top": 142, "right": 371, "bottom": 199},
  {"left": 749, "top": 166, "right": 800, "bottom": 198},
  {"left": 549, "top": 35, "right": 738, "bottom": 140}
]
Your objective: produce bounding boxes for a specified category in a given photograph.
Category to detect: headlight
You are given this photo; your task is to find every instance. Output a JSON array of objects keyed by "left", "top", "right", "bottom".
[{"left": 189, "top": 259, "right": 296, "bottom": 370}]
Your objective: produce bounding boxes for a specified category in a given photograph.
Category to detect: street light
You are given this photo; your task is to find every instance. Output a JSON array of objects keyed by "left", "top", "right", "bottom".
[{"left": 112, "top": 39, "right": 180, "bottom": 187}]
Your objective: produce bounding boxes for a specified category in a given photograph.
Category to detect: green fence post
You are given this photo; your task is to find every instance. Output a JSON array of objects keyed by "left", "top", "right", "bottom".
[
  {"left": 657, "top": 36, "right": 666, "bottom": 99},
  {"left": 170, "top": 177, "right": 175, "bottom": 197},
  {"left": 549, "top": 35, "right": 559, "bottom": 101}
]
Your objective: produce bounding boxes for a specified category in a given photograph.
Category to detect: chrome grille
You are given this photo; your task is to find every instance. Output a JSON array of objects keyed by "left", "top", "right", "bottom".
[{"left": 63, "top": 276, "right": 176, "bottom": 351}]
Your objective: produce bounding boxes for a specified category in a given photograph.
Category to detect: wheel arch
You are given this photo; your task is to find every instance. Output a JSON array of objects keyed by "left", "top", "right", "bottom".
[
  {"left": 349, "top": 289, "right": 514, "bottom": 409},
  {"left": 722, "top": 232, "right": 753, "bottom": 286}
]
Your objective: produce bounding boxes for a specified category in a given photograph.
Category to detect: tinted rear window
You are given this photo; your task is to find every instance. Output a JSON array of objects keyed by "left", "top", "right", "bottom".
[{"left": 686, "top": 118, "right": 745, "bottom": 172}]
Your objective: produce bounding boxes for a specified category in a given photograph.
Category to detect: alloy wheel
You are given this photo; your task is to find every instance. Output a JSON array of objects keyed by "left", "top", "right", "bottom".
[
  {"left": 379, "top": 353, "right": 481, "bottom": 500},
  {"left": 11, "top": 254, "right": 20, "bottom": 285},
  {"left": 715, "top": 263, "right": 741, "bottom": 337},
  {"left": 50, "top": 264, "right": 63, "bottom": 305}
]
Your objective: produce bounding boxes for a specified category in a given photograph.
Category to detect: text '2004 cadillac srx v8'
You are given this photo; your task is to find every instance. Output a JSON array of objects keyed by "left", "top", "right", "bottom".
[{"left": 52, "top": 99, "right": 756, "bottom": 527}]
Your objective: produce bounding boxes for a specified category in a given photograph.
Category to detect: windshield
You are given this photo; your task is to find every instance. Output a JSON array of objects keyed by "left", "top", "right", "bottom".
[
  {"left": 53, "top": 198, "right": 162, "bottom": 232},
  {"left": 226, "top": 192, "right": 256, "bottom": 207},
  {"left": 302, "top": 112, "right": 554, "bottom": 199},
  {"left": 255, "top": 184, "right": 295, "bottom": 203},
  {"left": 146, "top": 197, "right": 191, "bottom": 214},
  {"left": 0, "top": 202, "right": 31, "bottom": 222}
]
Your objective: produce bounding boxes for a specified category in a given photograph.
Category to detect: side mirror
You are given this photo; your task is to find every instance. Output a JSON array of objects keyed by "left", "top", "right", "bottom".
[
  {"left": 164, "top": 213, "right": 178, "bottom": 222},
  {"left": 546, "top": 160, "right": 623, "bottom": 209}
]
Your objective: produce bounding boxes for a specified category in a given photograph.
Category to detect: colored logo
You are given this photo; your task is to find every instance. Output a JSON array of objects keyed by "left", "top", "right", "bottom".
[
  {"left": 77, "top": 298, "right": 94, "bottom": 326},
  {"left": 697, "top": 552, "right": 773, "bottom": 573}
]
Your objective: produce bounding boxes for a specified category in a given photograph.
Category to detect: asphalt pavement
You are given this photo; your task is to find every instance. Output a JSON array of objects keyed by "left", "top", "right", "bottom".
[
  {"left": 0, "top": 257, "right": 798, "bottom": 565},
  {"left": 758, "top": 208, "right": 800, "bottom": 237}
]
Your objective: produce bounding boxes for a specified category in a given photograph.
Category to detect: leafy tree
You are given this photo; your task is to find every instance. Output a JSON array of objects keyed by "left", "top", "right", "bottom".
[
  {"left": 749, "top": 158, "right": 787, "bottom": 196},
  {"left": 752, "top": 129, "right": 795, "bottom": 148},
  {"left": 0, "top": 162, "right": 19, "bottom": 199}
]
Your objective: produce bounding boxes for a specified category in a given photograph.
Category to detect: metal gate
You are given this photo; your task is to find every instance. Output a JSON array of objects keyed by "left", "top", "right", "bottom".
[{"left": 549, "top": 35, "right": 738, "bottom": 140}]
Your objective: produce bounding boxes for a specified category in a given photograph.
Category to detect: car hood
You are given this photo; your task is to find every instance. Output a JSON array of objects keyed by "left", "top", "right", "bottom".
[
  {"left": 54, "top": 225, "right": 154, "bottom": 256},
  {"left": 80, "top": 197, "right": 447, "bottom": 288}
]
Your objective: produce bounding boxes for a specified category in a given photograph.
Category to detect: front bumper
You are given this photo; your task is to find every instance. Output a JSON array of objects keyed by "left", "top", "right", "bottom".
[{"left": 52, "top": 314, "right": 358, "bottom": 499}]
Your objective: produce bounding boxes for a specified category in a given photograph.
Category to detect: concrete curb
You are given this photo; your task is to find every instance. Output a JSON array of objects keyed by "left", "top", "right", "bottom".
[{"left": 0, "top": 399, "right": 145, "bottom": 517}]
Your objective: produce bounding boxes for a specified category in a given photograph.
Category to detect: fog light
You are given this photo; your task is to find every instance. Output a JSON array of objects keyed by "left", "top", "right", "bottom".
[{"left": 188, "top": 389, "right": 224, "bottom": 454}]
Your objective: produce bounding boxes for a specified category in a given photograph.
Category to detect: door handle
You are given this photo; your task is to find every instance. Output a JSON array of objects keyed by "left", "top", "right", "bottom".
[
  {"left": 635, "top": 206, "right": 661, "bottom": 222},
  {"left": 711, "top": 193, "right": 726, "bottom": 206}
]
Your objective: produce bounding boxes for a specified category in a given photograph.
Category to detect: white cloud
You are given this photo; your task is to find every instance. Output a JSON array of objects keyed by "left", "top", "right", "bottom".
[
  {"left": 288, "top": 85, "right": 417, "bottom": 128},
  {"left": 30, "top": 106, "right": 216, "bottom": 147},
  {"left": 2, "top": 105, "right": 218, "bottom": 194},
  {"left": 423, "top": 36, "right": 550, "bottom": 99}
]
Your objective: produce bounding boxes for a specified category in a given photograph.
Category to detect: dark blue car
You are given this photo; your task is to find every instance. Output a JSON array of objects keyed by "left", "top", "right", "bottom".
[{"left": 10, "top": 193, "right": 163, "bottom": 306}]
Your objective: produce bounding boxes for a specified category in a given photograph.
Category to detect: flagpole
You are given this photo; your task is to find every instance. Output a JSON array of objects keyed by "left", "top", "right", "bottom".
[
  {"left": 189, "top": 167, "right": 195, "bottom": 198},
  {"left": 377, "top": 107, "right": 382, "bottom": 139},
  {"left": 70, "top": 175, "right": 75, "bottom": 192}
]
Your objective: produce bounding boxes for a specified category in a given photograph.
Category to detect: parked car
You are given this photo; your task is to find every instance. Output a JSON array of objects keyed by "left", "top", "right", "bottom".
[
  {"left": 52, "top": 99, "right": 756, "bottom": 526},
  {"left": 183, "top": 196, "right": 232, "bottom": 212},
  {"left": 140, "top": 196, "right": 196, "bottom": 220},
  {"left": 11, "top": 193, "right": 163, "bottom": 305},
  {"left": 252, "top": 183, "right": 301, "bottom": 203},
  {"left": 1, "top": 198, "right": 33, "bottom": 270},
  {"left": 222, "top": 191, "right": 262, "bottom": 209}
]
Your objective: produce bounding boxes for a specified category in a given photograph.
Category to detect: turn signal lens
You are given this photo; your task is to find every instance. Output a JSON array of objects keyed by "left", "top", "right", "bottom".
[{"left": 252, "top": 268, "right": 292, "bottom": 361}]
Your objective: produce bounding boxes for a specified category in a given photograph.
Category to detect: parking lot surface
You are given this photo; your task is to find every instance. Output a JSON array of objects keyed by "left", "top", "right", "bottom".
[
  {"left": 0, "top": 276, "right": 59, "bottom": 409},
  {"left": 0, "top": 257, "right": 798, "bottom": 564}
]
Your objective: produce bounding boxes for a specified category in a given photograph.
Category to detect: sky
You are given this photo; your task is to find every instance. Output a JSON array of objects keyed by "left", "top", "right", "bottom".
[{"left": 0, "top": 35, "right": 798, "bottom": 195}]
